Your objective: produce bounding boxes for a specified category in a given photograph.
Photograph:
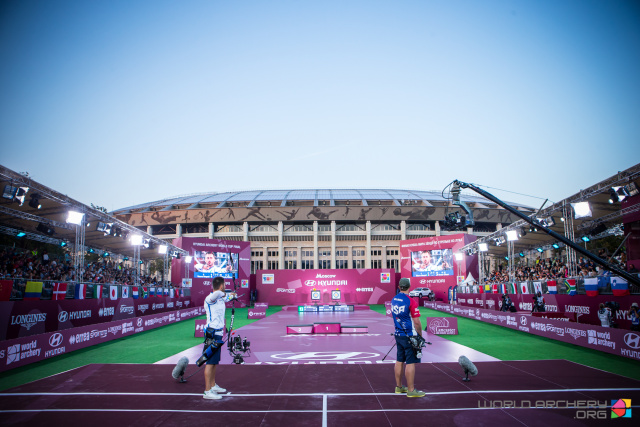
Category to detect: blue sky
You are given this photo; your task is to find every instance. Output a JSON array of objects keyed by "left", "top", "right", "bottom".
[{"left": 1, "top": 0, "right": 639, "bottom": 211}]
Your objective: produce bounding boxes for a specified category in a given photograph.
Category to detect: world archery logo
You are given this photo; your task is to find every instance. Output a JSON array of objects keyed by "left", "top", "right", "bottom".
[{"left": 611, "top": 399, "right": 631, "bottom": 418}]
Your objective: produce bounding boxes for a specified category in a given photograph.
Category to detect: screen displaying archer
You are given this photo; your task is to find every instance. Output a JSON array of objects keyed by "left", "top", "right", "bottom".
[
  {"left": 411, "top": 249, "right": 454, "bottom": 277},
  {"left": 193, "top": 251, "right": 238, "bottom": 279}
]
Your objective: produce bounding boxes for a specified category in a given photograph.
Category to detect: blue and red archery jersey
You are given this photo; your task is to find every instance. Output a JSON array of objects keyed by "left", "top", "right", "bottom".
[{"left": 391, "top": 293, "right": 420, "bottom": 336}]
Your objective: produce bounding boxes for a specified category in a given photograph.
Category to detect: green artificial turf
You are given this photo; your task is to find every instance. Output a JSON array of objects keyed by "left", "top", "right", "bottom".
[{"left": 0, "top": 305, "right": 282, "bottom": 391}]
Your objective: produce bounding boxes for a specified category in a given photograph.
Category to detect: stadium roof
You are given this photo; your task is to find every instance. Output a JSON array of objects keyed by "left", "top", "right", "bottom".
[
  {"left": 0, "top": 165, "right": 186, "bottom": 259},
  {"left": 113, "top": 189, "right": 534, "bottom": 213}
]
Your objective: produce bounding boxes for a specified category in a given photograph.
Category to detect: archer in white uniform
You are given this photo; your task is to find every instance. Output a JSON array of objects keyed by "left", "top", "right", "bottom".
[{"left": 202, "top": 276, "right": 236, "bottom": 400}]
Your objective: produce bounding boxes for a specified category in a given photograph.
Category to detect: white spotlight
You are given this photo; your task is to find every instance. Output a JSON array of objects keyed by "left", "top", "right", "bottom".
[
  {"left": 66, "top": 211, "right": 85, "bottom": 225},
  {"left": 158, "top": 245, "right": 168, "bottom": 254},
  {"left": 130, "top": 235, "right": 143, "bottom": 246},
  {"left": 454, "top": 252, "right": 463, "bottom": 261},
  {"left": 505, "top": 230, "right": 519, "bottom": 241},
  {"left": 185, "top": 256, "right": 193, "bottom": 263},
  {"left": 478, "top": 243, "right": 489, "bottom": 252},
  {"left": 572, "top": 202, "right": 592, "bottom": 219}
]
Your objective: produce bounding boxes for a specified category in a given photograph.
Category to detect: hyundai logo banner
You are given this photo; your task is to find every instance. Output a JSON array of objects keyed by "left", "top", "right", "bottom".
[
  {"left": 423, "top": 301, "right": 640, "bottom": 362},
  {"left": 256, "top": 268, "right": 396, "bottom": 305},
  {"left": 0, "top": 297, "right": 193, "bottom": 341},
  {"left": 0, "top": 305, "right": 204, "bottom": 373}
]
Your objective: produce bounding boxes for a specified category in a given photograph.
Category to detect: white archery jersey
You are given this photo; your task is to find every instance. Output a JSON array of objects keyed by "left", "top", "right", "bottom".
[{"left": 204, "top": 290, "right": 233, "bottom": 330}]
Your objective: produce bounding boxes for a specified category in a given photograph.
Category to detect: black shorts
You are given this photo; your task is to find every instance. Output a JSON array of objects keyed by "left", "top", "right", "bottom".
[{"left": 396, "top": 336, "right": 420, "bottom": 365}]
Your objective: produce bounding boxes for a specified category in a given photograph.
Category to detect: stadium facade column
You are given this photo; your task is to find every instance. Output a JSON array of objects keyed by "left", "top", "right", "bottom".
[
  {"left": 331, "top": 221, "right": 336, "bottom": 269},
  {"left": 382, "top": 245, "right": 388, "bottom": 267},
  {"left": 366, "top": 221, "right": 372, "bottom": 269},
  {"left": 401, "top": 221, "right": 406, "bottom": 240},
  {"left": 147, "top": 226, "right": 153, "bottom": 235},
  {"left": 243, "top": 222, "right": 249, "bottom": 241},
  {"left": 435, "top": 221, "right": 440, "bottom": 236},
  {"left": 313, "top": 221, "right": 319, "bottom": 269},
  {"left": 278, "top": 221, "right": 284, "bottom": 269},
  {"left": 176, "top": 224, "right": 182, "bottom": 237},
  {"left": 208, "top": 223, "right": 214, "bottom": 239}
]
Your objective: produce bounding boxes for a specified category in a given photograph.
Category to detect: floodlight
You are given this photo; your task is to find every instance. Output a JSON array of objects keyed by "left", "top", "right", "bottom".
[
  {"left": 519, "top": 252, "right": 524, "bottom": 257},
  {"left": 87, "top": 248, "right": 95, "bottom": 253},
  {"left": 158, "top": 245, "right": 168, "bottom": 254},
  {"left": 2, "top": 185, "right": 17, "bottom": 200},
  {"left": 66, "top": 211, "right": 85, "bottom": 225},
  {"left": 552, "top": 243, "right": 560, "bottom": 249},
  {"left": 29, "top": 194, "right": 41, "bottom": 209},
  {"left": 581, "top": 236, "right": 590, "bottom": 242},
  {"left": 102, "top": 252, "right": 110, "bottom": 257},
  {"left": 123, "top": 256, "right": 129, "bottom": 261},
  {"left": 139, "top": 260, "right": 144, "bottom": 264},
  {"left": 540, "top": 217, "right": 555, "bottom": 227},
  {"left": 560, "top": 217, "right": 565, "bottom": 222},
  {"left": 185, "top": 256, "right": 193, "bottom": 263},
  {"left": 96, "top": 222, "right": 113, "bottom": 235},
  {"left": 14, "top": 187, "right": 28, "bottom": 206},
  {"left": 454, "top": 253, "right": 463, "bottom": 261},
  {"left": 518, "top": 228, "right": 527, "bottom": 238},
  {"left": 36, "top": 223, "right": 55, "bottom": 236},
  {"left": 572, "top": 202, "right": 592, "bottom": 219},
  {"left": 504, "top": 256, "right": 509, "bottom": 260},
  {"left": 16, "top": 231, "right": 26, "bottom": 238},
  {"left": 478, "top": 243, "right": 489, "bottom": 252},
  {"left": 529, "top": 225, "right": 538, "bottom": 232},
  {"left": 505, "top": 230, "right": 518, "bottom": 241},
  {"left": 536, "top": 247, "right": 543, "bottom": 252},
  {"left": 494, "top": 236, "right": 506, "bottom": 246},
  {"left": 130, "top": 235, "right": 144, "bottom": 246},
  {"left": 60, "top": 241, "right": 67, "bottom": 247}
]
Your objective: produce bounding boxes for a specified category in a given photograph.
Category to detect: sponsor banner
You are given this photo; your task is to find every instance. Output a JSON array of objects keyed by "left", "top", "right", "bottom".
[
  {"left": 0, "top": 304, "right": 204, "bottom": 373},
  {"left": 254, "top": 303, "right": 269, "bottom": 309},
  {"left": 455, "top": 293, "right": 640, "bottom": 330},
  {"left": 194, "top": 319, "right": 207, "bottom": 338},
  {"left": 423, "top": 301, "right": 640, "bottom": 361},
  {"left": 256, "top": 268, "right": 396, "bottom": 305},
  {"left": 385, "top": 301, "right": 392, "bottom": 317},
  {"left": 248, "top": 308, "right": 267, "bottom": 319},
  {"left": 0, "top": 297, "right": 193, "bottom": 341},
  {"left": 427, "top": 317, "right": 459, "bottom": 335}
]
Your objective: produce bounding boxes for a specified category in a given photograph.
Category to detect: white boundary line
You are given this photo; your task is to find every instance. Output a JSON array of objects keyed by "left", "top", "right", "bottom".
[
  {"left": 322, "top": 394, "right": 328, "bottom": 427},
  {"left": 1, "top": 387, "right": 638, "bottom": 398},
  {"left": 1, "top": 406, "right": 639, "bottom": 414}
]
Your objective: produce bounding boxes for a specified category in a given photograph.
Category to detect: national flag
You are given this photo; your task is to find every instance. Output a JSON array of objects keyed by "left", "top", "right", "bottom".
[
  {"left": 490, "top": 284, "right": 497, "bottom": 294},
  {"left": 583, "top": 278, "right": 599, "bottom": 297},
  {"left": 484, "top": 284, "right": 491, "bottom": 293},
  {"left": 565, "top": 279, "right": 576, "bottom": 296},
  {"left": 74, "top": 283, "right": 86, "bottom": 299},
  {"left": 520, "top": 282, "right": 529, "bottom": 294},
  {"left": 533, "top": 281, "right": 543, "bottom": 295},
  {"left": 149, "top": 287, "right": 156, "bottom": 297},
  {"left": 121, "top": 286, "right": 129, "bottom": 299},
  {"left": 24, "top": 281, "right": 43, "bottom": 300},
  {"left": 547, "top": 280, "right": 557, "bottom": 294},
  {"left": 179, "top": 288, "right": 184, "bottom": 297},
  {"left": 164, "top": 287, "right": 169, "bottom": 296},
  {"left": 509, "top": 282, "right": 517, "bottom": 294},
  {"left": 132, "top": 287, "right": 139, "bottom": 299},
  {"left": 499, "top": 283, "right": 507, "bottom": 294},
  {"left": 93, "top": 285, "right": 102, "bottom": 299},
  {"left": 0, "top": 280, "right": 13, "bottom": 301},
  {"left": 142, "top": 286, "right": 148, "bottom": 299},
  {"left": 109, "top": 285, "right": 118, "bottom": 300},
  {"left": 597, "top": 276, "right": 610, "bottom": 289},
  {"left": 52, "top": 282, "right": 67, "bottom": 300},
  {"left": 611, "top": 277, "right": 630, "bottom": 297},
  {"left": 169, "top": 288, "right": 175, "bottom": 298}
]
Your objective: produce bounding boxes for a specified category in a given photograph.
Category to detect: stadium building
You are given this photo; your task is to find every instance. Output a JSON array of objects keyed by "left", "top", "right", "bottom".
[{"left": 112, "top": 189, "right": 534, "bottom": 274}]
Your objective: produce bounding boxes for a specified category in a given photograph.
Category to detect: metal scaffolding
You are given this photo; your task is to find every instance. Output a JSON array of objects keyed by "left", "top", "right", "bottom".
[{"left": 562, "top": 201, "right": 577, "bottom": 277}]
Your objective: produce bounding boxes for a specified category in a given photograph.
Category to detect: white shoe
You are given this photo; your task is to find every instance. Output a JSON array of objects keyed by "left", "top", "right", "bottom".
[
  {"left": 203, "top": 390, "right": 222, "bottom": 400},
  {"left": 211, "top": 384, "right": 227, "bottom": 393}
]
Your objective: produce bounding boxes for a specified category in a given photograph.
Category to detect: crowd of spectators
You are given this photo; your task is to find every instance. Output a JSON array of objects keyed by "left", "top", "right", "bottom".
[
  {"left": 0, "top": 247, "right": 159, "bottom": 286},
  {"left": 484, "top": 252, "right": 637, "bottom": 285}
]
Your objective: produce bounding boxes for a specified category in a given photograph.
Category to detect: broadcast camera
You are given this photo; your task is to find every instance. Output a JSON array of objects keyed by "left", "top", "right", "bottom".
[{"left": 229, "top": 334, "right": 251, "bottom": 364}]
